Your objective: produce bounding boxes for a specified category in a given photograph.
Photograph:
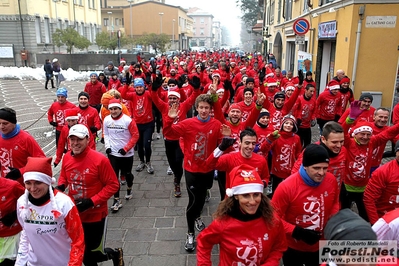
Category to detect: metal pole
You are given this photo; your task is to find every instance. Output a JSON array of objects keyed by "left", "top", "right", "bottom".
[
  {"left": 159, "top": 13, "right": 164, "bottom": 34},
  {"left": 18, "top": 0, "right": 26, "bottom": 66}
]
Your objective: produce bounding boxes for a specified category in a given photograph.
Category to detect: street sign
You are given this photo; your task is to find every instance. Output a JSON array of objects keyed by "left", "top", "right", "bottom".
[
  {"left": 293, "top": 18, "right": 310, "bottom": 35},
  {"left": 295, "top": 35, "right": 305, "bottom": 45}
]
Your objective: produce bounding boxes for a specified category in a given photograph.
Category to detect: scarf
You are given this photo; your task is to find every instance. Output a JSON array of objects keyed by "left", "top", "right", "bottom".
[
  {"left": 299, "top": 165, "right": 321, "bottom": 187},
  {"left": 2, "top": 124, "right": 20, "bottom": 139}
]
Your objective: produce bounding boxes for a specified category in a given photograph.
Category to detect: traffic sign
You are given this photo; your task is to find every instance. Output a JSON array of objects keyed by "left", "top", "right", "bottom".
[
  {"left": 293, "top": 18, "right": 310, "bottom": 35},
  {"left": 295, "top": 35, "right": 305, "bottom": 45}
]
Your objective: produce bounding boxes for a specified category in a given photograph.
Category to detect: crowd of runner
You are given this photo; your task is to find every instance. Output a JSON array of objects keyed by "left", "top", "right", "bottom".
[{"left": 1, "top": 49, "right": 399, "bottom": 265}]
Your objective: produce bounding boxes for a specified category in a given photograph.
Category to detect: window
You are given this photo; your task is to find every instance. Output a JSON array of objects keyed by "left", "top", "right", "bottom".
[
  {"left": 277, "top": 0, "right": 281, "bottom": 23},
  {"left": 200, "top": 28, "right": 204, "bottom": 35},
  {"left": 303, "top": 0, "right": 310, "bottom": 12},
  {"left": 35, "top": 16, "right": 42, "bottom": 43},
  {"left": 44, "top": 17, "right": 51, "bottom": 43},
  {"left": 270, "top": 0, "right": 275, "bottom": 24},
  {"left": 285, "top": 0, "right": 293, "bottom": 20},
  {"left": 58, "top": 19, "right": 62, "bottom": 29},
  {"left": 200, "top": 18, "right": 204, "bottom": 24},
  {"left": 104, "top": 18, "right": 109, "bottom": 26},
  {"left": 92, "top": 24, "right": 97, "bottom": 41},
  {"left": 87, "top": 25, "right": 92, "bottom": 42},
  {"left": 115, "top": 18, "right": 119, "bottom": 26},
  {"left": 199, "top": 40, "right": 205, "bottom": 46},
  {"left": 80, "top": 22, "right": 84, "bottom": 36}
]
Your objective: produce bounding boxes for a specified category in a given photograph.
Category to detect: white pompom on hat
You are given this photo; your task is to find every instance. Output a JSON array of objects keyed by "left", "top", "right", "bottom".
[
  {"left": 225, "top": 164, "right": 264, "bottom": 197},
  {"left": 20, "top": 157, "right": 62, "bottom": 220}
]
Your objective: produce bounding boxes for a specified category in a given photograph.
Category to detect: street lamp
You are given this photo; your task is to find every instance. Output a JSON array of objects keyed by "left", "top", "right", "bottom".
[
  {"left": 172, "top": 19, "right": 175, "bottom": 50},
  {"left": 107, "top": 11, "right": 112, "bottom": 39},
  {"left": 127, "top": 0, "right": 133, "bottom": 38},
  {"left": 159, "top": 12, "right": 164, "bottom": 34}
]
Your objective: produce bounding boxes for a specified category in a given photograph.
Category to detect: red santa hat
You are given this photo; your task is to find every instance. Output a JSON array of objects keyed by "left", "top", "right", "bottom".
[
  {"left": 328, "top": 80, "right": 340, "bottom": 91},
  {"left": 120, "top": 58, "right": 126, "bottom": 64},
  {"left": 226, "top": 164, "right": 264, "bottom": 197},
  {"left": 212, "top": 70, "right": 221, "bottom": 78},
  {"left": 284, "top": 82, "right": 296, "bottom": 91},
  {"left": 108, "top": 98, "right": 122, "bottom": 109},
  {"left": 228, "top": 103, "right": 242, "bottom": 113},
  {"left": 266, "top": 77, "right": 278, "bottom": 87},
  {"left": 216, "top": 88, "right": 224, "bottom": 94},
  {"left": 351, "top": 121, "right": 373, "bottom": 137},
  {"left": 20, "top": 157, "right": 62, "bottom": 220},
  {"left": 170, "top": 68, "right": 177, "bottom": 73},
  {"left": 240, "top": 66, "right": 247, "bottom": 71},
  {"left": 65, "top": 108, "right": 79, "bottom": 121},
  {"left": 168, "top": 86, "right": 181, "bottom": 99}
]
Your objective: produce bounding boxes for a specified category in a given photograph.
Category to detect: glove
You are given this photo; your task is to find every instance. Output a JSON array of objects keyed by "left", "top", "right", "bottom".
[
  {"left": 292, "top": 226, "right": 321, "bottom": 245},
  {"left": 150, "top": 60, "right": 157, "bottom": 73},
  {"left": 259, "top": 67, "right": 266, "bottom": 83},
  {"left": 177, "top": 76, "right": 185, "bottom": 89},
  {"left": 152, "top": 73, "right": 163, "bottom": 91},
  {"left": 348, "top": 100, "right": 364, "bottom": 120},
  {"left": 118, "top": 148, "right": 126, "bottom": 155},
  {"left": 145, "top": 72, "right": 152, "bottom": 85},
  {"left": 296, "top": 118, "right": 302, "bottom": 128},
  {"left": 100, "top": 137, "right": 105, "bottom": 144},
  {"left": 90, "top": 126, "right": 98, "bottom": 133},
  {"left": 298, "top": 69, "right": 304, "bottom": 85},
  {"left": 223, "top": 80, "right": 233, "bottom": 92},
  {"left": 5, "top": 167, "right": 21, "bottom": 180},
  {"left": 125, "top": 72, "right": 132, "bottom": 85},
  {"left": 0, "top": 210, "right": 17, "bottom": 227},
  {"left": 75, "top": 198, "right": 94, "bottom": 213},
  {"left": 253, "top": 143, "right": 261, "bottom": 153},
  {"left": 189, "top": 76, "right": 201, "bottom": 90},
  {"left": 50, "top": 121, "right": 57, "bottom": 127},
  {"left": 267, "top": 130, "right": 280, "bottom": 142},
  {"left": 106, "top": 148, "right": 112, "bottom": 154},
  {"left": 53, "top": 162, "right": 58, "bottom": 168},
  {"left": 55, "top": 184, "right": 66, "bottom": 192},
  {"left": 334, "top": 114, "right": 340, "bottom": 122},
  {"left": 218, "top": 137, "right": 236, "bottom": 151}
]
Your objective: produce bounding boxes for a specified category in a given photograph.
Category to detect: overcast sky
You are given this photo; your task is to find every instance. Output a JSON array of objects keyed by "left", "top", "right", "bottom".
[{"left": 165, "top": 0, "right": 242, "bottom": 46}]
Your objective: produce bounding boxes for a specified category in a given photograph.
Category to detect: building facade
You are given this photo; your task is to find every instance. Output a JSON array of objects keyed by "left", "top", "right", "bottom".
[
  {"left": 0, "top": 0, "right": 101, "bottom": 66},
  {"left": 261, "top": 0, "right": 399, "bottom": 109},
  {"left": 188, "top": 8, "right": 214, "bottom": 48},
  {"left": 101, "top": 1, "right": 193, "bottom": 51},
  {"left": 212, "top": 20, "right": 222, "bottom": 49}
]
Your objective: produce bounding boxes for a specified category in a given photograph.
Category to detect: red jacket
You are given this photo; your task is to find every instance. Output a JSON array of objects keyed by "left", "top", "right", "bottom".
[
  {"left": 197, "top": 213, "right": 287, "bottom": 266},
  {"left": 76, "top": 105, "right": 102, "bottom": 143},
  {"left": 120, "top": 85, "right": 153, "bottom": 124},
  {"left": 164, "top": 116, "right": 223, "bottom": 173},
  {"left": 150, "top": 88, "right": 199, "bottom": 140},
  {"left": 0, "top": 129, "right": 45, "bottom": 183},
  {"left": 107, "top": 78, "right": 121, "bottom": 91},
  {"left": 315, "top": 90, "right": 341, "bottom": 120},
  {"left": 58, "top": 147, "right": 119, "bottom": 223},
  {"left": 0, "top": 178, "right": 24, "bottom": 237},
  {"left": 237, "top": 101, "right": 255, "bottom": 123},
  {"left": 84, "top": 81, "right": 106, "bottom": 106},
  {"left": 342, "top": 121, "right": 399, "bottom": 190},
  {"left": 364, "top": 159, "right": 399, "bottom": 224},
  {"left": 337, "top": 89, "right": 354, "bottom": 115},
  {"left": 205, "top": 151, "right": 270, "bottom": 186},
  {"left": 261, "top": 85, "right": 301, "bottom": 130},
  {"left": 272, "top": 171, "right": 339, "bottom": 252},
  {"left": 297, "top": 94, "right": 317, "bottom": 128},
  {"left": 47, "top": 101, "right": 76, "bottom": 131},
  {"left": 270, "top": 131, "right": 302, "bottom": 178}
]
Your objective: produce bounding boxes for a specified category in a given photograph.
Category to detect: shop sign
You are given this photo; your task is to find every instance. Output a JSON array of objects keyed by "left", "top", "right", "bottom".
[{"left": 318, "top": 21, "right": 337, "bottom": 39}]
